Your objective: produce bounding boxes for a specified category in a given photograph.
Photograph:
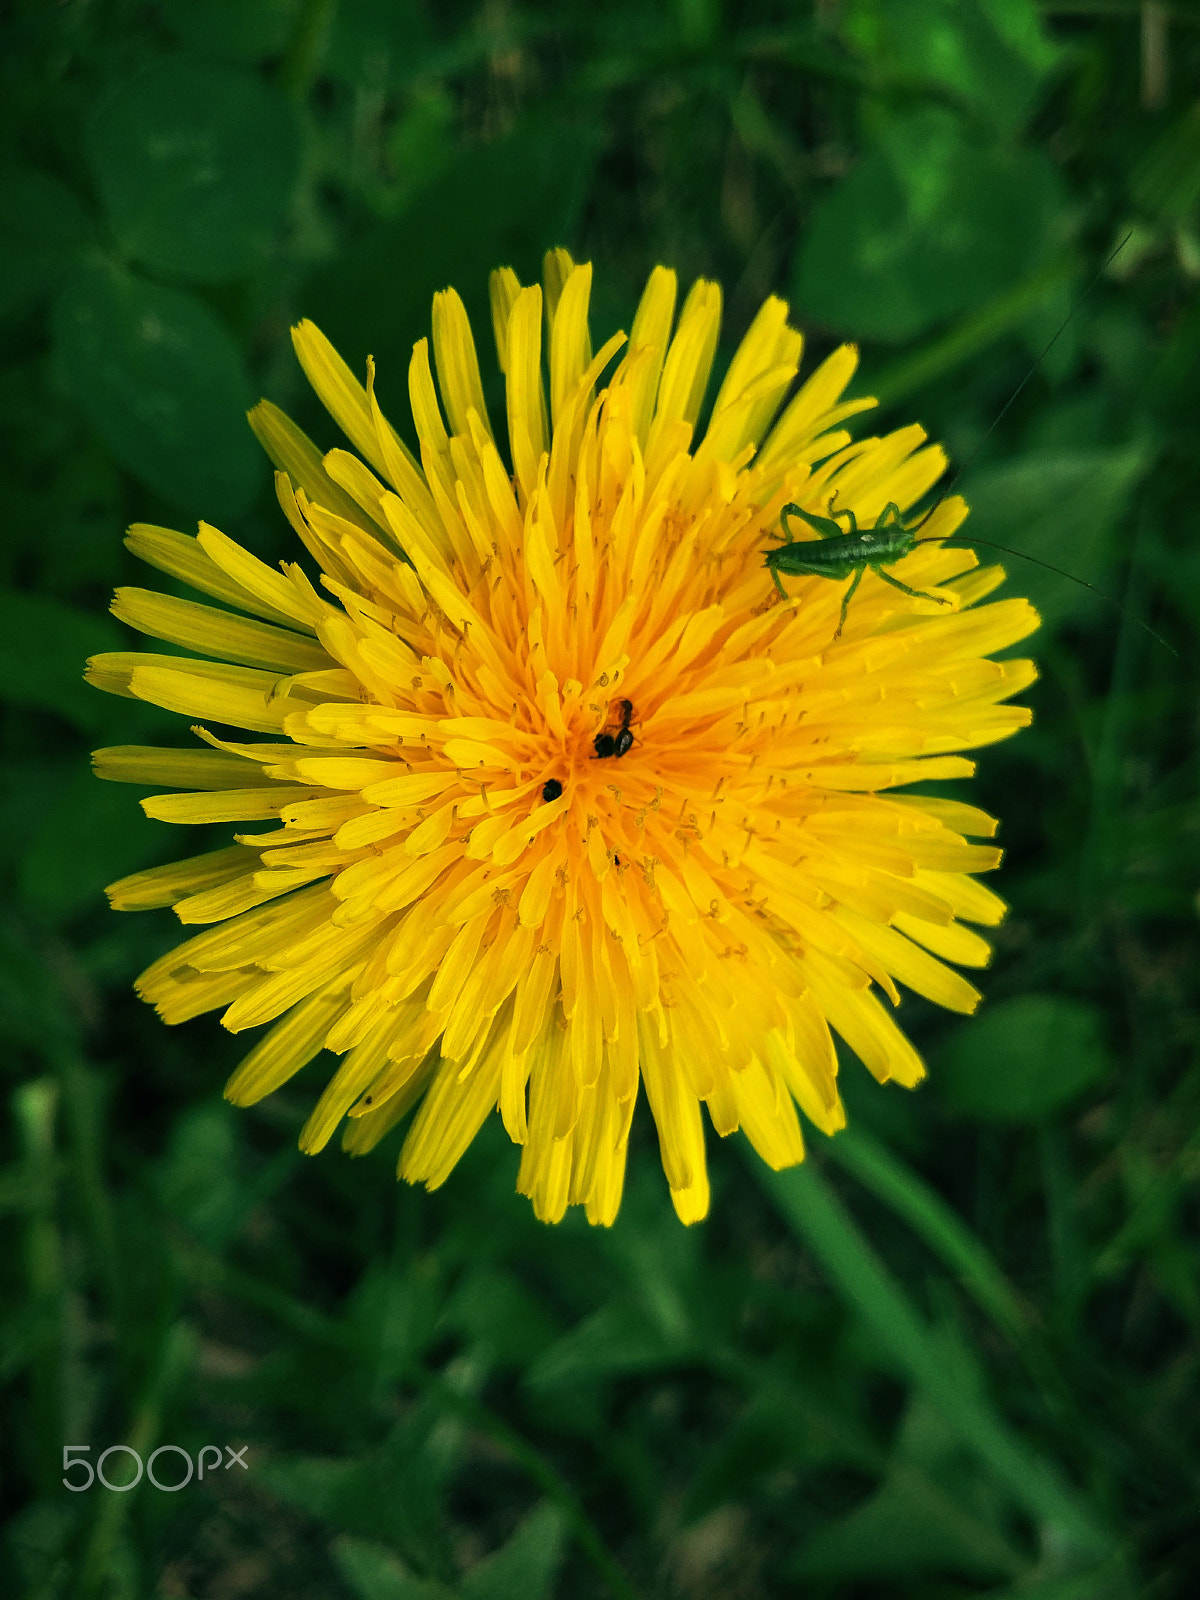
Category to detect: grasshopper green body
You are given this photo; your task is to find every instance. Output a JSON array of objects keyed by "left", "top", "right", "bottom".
[
  {"left": 765, "top": 496, "right": 1177, "bottom": 656},
  {"left": 765, "top": 500, "right": 949, "bottom": 639},
  {"left": 758, "top": 238, "right": 1175, "bottom": 656}
]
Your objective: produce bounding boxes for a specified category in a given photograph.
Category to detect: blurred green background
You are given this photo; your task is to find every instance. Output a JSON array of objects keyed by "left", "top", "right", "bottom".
[{"left": 2, "top": 1, "right": 1198, "bottom": 1596}]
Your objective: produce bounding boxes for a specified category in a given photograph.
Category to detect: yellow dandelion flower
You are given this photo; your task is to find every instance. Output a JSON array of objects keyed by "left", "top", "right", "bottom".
[{"left": 88, "top": 251, "right": 1038, "bottom": 1226}]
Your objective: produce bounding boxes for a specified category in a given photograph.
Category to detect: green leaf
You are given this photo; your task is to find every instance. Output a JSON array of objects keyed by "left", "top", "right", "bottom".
[
  {"left": 843, "top": 0, "right": 1061, "bottom": 134},
  {"left": 977, "top": 1559, "right": 1137, "bottom": 1600},
  {"left": 0, "top": 590, "right": 123, "bottom": 732},
  {"left": 793, "top": 1381, "right": 1026, "bottom": 1579},
  {"left": 794, "top": 1462, "right": 1021, "bottom": 1579},
  {"left": 385, "top": 88, "right": 457, "bottom": 210},
  {"left": 157, "top": 0, "right": 301, "bottom": 63},
  {"left": 0, "top": 163, "right": 93, "bottom": 320},
  {"left": 794, "top": 110, "right": 1064, "bottom": 342},
  {"left": 963, "top": 445, "right": 1150, "bottom": 634},
  {"left": 346, "top": 1263, "right": 443, "bottom": 1385},
  {"left": 18, "top": 761, "right": 172, "bottom": 924},
  {"left": 679, "top": 1389, "right": 837, "bottom": 1524},
  {"left": 260, "top": 1414, "right": 458, "bottom": 1561},
  {"left": 260, "top": 1454, "right": 403, "bottom": 1534},
  {"left": 935, "top": 996, "right": 1111, "bottom": 1123},
  {"left": 525, "top": 1301, "right": 686, "bottom": 1393},
  {"left": 441, "top": 1269, "right": 558, "bottom": 1368},
  {"left": 86, "top": 58, "right": 299, "bottom": 283},
  {"left": 51, "top": 260, "right": 262, "bottom": 520},
  {"left": 332, "top": 1536, "right": 453, "bottom": 1600},
  {"left": 461, "top": 1503, "right": 566, "bottom": 1600}
]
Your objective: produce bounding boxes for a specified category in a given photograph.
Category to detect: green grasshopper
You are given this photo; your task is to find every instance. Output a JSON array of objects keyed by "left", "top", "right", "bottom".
[
  {"left": 765, "top": 499, "right": 944, "bottom": 640},
  {"left": 762, "top": 233, "right": 1176, "bottom": 657},
  {"left": 764, "top": 493, "right": 1177, "bottom": 655}
]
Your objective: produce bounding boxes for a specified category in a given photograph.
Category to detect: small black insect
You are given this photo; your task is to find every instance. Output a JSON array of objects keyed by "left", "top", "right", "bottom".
[
  {"left": 594, "top": 698, "right": 635, "bottom": 759},
  {"left": 542, "top": 778, "right": 563, "bottom": 802}
]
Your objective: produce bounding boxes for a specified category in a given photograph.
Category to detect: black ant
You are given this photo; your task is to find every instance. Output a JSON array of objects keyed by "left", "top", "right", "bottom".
[{"left": 593, "top": 698, "right": 635, "bottom": 759}]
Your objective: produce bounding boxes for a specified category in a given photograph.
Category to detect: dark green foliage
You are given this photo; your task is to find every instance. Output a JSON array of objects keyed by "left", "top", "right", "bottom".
[
  {"left": 85, "top": 58, "right": 300, "bottom": 285},
  {"left": 51, "top": 261, "right": 264, "bottom": 520},
  {"left": 0, "top": 163, "right": 93, "bottom": 322},
  {"left": 795, "top": 116, "right": 1067, "bottom": 341},
  {"left": 2, "top": 1, "right": 1199, "bottom": 1597},
  {"left": 935, "top": 996, "right": 1111, "bottom": 1123}
]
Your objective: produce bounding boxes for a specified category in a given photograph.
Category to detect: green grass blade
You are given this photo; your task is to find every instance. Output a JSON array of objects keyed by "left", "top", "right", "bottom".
[
  {"left": 751, "top": 1155, "right": 1111, "bottom": 1560},
  {"left": 869, "top": 255, "right": 1078, "bottom": 408},
  {"left": 822, "top": 1125, "right": 1036, "bottom": 1341}
]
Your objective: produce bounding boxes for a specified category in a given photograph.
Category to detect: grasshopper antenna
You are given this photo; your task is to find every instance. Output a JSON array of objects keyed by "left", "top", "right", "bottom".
[
  {"left": 936, "top": 232, "right": 1132, "bottom": 506},
  {"left": 936, "top": 533, "right": 1178, "bottom": 659}
]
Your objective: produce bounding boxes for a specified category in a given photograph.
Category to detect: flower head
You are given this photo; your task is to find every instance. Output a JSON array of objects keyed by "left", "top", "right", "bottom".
[{"left": 89, "top": 251, "right": 1038, "bottom": 1224}]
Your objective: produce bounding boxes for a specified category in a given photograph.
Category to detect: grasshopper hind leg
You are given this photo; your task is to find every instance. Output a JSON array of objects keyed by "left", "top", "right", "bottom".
[{"left": 874, "top": 565, "right": 953, "bottom": 611}]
